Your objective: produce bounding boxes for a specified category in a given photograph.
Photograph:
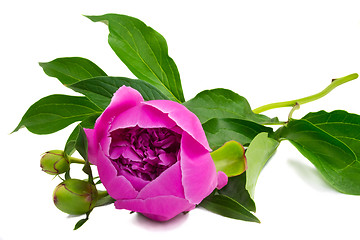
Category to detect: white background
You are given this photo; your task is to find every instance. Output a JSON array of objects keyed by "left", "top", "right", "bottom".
[{"left": 1, "top": 0, "right": 360, "bottom": 239}]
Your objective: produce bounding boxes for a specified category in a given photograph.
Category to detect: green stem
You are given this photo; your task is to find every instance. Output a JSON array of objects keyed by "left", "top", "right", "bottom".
[
  {"left": 258, "top": 121, "right": 287, "bottom": 126},
  {"left": 253, "top": 73, "right": 358, "bottom": 114},
  {"left": 68, "top": 156, "right": 86, "bottom": 164},
  {"left": 97, "top": 190, "right": 109, "bottom": 199},
  {"left": 95, "top": 190, "right": 115, "bottom": 207},
  {"left": 288, "top": 102, "right": 300, "bottom": 120}
]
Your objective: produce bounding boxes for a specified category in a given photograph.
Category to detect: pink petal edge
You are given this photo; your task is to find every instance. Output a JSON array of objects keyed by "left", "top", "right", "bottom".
[
  {"left": 216, "top": 171, "right": 228, "bottom": 189},
  {"left": 144, "top": 100, "right": 211, "bottom": 151},
  {"left": 137, "top": 162, "right": 184, "bottom": 199},
  {"left": 115, "top": 195, "right": 195, "bottom": 221},
  {"left": 180, "top": 132, "right": 217, "bottom": 204},
  {"left": 84, "top": 86, "right": 144, "bottom": 165},
  {"left": 109, "top": 103, "right": 176, "bottom": 132},
  {"left": 96, "top": 145, "right": 139, "bottom": 199}
]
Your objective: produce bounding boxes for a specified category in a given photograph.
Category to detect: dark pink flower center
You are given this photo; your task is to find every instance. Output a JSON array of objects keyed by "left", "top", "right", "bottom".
[{"left": 108, "top": 126, "right": 181, "bottom": 181}]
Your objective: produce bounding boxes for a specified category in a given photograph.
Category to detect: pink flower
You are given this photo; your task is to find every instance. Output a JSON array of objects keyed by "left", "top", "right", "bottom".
[{"left": 85, "top": 86, "right": 227, "bottom": 221}]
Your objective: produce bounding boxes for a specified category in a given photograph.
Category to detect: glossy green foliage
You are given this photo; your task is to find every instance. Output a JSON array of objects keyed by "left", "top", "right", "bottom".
[
  {"left": 39, "top": 57, "right": 107, "bottom": 85},
  {"left": 277, "top": 110, "right": 360, "bottom": 195},
  {"left": 86, "top": 14, "right": 185, "bottom": 102},
  {"left": 13, "top": 95, "right": 102, "bottom": 134},
  {"left": 203, "top": 118, "right": 273, "bottom": 149},
  {"left": 69, "top": 76, "right": 169, "bottom": 109},
  {"left": 184, "top": 88, "right": 277, "bottom": 124},
  {"left": 245, "top": 132, "right": 279, "bottom": 199},
  {"left": 200, "top": 193, "right": 260, "bottom": 223}
]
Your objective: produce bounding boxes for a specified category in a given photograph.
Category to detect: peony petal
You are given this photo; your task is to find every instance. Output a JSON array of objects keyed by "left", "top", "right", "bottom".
[
  {"left": 84, "top": 128, "right": 97, "bottom": 165},
  {"left": 109, "top": 104, "right": 177, "bottom": 132},
  {"left": 109, "top": 146, "right": 126, "bottom": 159},
  {"left": 84, "top": 86, "right": 144, "bottom": 165},
  {"left": 137, "top": 162, "right": 184, "bottom": 199},
  {"left": 122, "top": 147, "right": 142, "bottom": 161},
  {"left": 107, "top": 176, "right": 139, "bottom": 199},
  {"left": 115, "top": 195, "right": 195, "bottom": 221},
  {"left": 144, "top": 100, "right": 211, "bottom": 151},
  {"left": 180, "top": 132, "right": 217, "bottom": 204},
  {"left": 119, "top": 170, "right": 150, "bottom": 191},
  {"left": 96, "top": 147, "right": 138, "bottom": 199},
  {"left": 216, "top": 171, "right": 228, "bottom": 189},
  {"left": 100, "top": 134, "right": 112, "bottom": 157},
  {"left": 158, "top": 152, "right": 176, "bottom": 166}
]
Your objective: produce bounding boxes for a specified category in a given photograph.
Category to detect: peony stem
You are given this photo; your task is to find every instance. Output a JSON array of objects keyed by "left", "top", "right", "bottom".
[
  {"left": 95, "top": 190, "right": 115, "bottom": 207},
  {"left": 288, "top": 102, "right": 300, "bottom": 121},
  {"left": 97, "top": 190, "right": 109, "bottom": 199},
  {"left": 252, "top": 73, "right": 358, "bottom": 114},
  {"left": 68, "top": 156, "right": 87, "bottom": 164}
]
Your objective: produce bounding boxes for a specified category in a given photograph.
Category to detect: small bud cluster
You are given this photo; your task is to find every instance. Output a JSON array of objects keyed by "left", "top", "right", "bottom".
[{"left": 40, "top": 150, "right": 105, "bottom": 225}]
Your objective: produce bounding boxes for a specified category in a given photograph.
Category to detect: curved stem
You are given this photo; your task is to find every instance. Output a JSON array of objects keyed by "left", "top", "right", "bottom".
[
  {"left": 288, "top": 102, "right": 300, "bottom": 121},
  {"left": 253, "top": 73, "right": 358, "bottom": 114}
]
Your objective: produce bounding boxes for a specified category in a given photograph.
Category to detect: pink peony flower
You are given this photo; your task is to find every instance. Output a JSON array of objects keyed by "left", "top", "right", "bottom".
[{"left": 85, "top": 86, "right": 227, "bottom": 221}]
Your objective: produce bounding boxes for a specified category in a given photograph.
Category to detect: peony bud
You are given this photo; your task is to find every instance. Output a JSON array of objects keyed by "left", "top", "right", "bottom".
[
  {"left": 40, "top": 150, "right": 70, "bottom": 175},
  {"left": 53, "top": 179, "right": 98, "bottom": 215}
]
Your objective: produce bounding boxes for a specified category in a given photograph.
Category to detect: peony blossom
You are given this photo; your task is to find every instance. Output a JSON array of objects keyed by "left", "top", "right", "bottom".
[{"left": 85, "top": 86, "right": 227, "bottom": 221}]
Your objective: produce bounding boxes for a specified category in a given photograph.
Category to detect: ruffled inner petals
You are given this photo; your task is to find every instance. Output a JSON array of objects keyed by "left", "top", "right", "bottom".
[{"left": 108, "top": 126, "right": 182, "bottom": 191}]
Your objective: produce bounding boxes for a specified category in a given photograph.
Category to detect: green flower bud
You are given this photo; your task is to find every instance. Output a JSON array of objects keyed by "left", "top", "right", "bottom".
[
  {"left": 40, "top": 150, "right": 70, "bottom": 175},
  {"left": 53, "top": 179, "right": 98, "bottom": 215}
]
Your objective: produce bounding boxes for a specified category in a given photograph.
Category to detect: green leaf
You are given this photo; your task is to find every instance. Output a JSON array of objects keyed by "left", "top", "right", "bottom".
[
  {"left": 75, "top": 126, "right": 94, "bottom": 184},
  {"left": 68, "top": 76, "right": 169, "bottom": 110},
  {"left": 64, "top": 119, "right": 95, "bottom": 156},
  {"left": 39, "top": 57, "right": 107, "bottom": 85},
  {"left": 277, "top": 110, "right": 360, "bottom": 195},
  {"left": 64, "top": 114, "right": 100, "bottom": 156},
  {"left": 86, "top": 14, "right": 184, "bottom": 103},
  {"left": 302, "top": 110, "right": 360, "bottom": 158},
  {"left": 74, "top": 212, "right": 90, "bottom": 230},
  {"left": 210, "top": 141, "right": 247, "bottom": 177},
  {"left": 203, "top": 118, "right": 273, "bottom": 149},
  {"left": 200, "top": 194, "right": 260, "bottom": 223},
  {"left": 245, "top": 132, "right": 279, "bottom": 199},
  {"left": 218, "top": 172, "right": 256, "bottom": 212},
  {"left": 183, "top": 88, "right": 278, "bottom": 124},
  {"left": 74, "top": 218, "right": 88, "bottom": 230},
  {"left": 75, "top": 126, "right": 88, "bottom": 161},
  {"left": 13, "top": 95, "right": 102, "bottom": 134}
]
